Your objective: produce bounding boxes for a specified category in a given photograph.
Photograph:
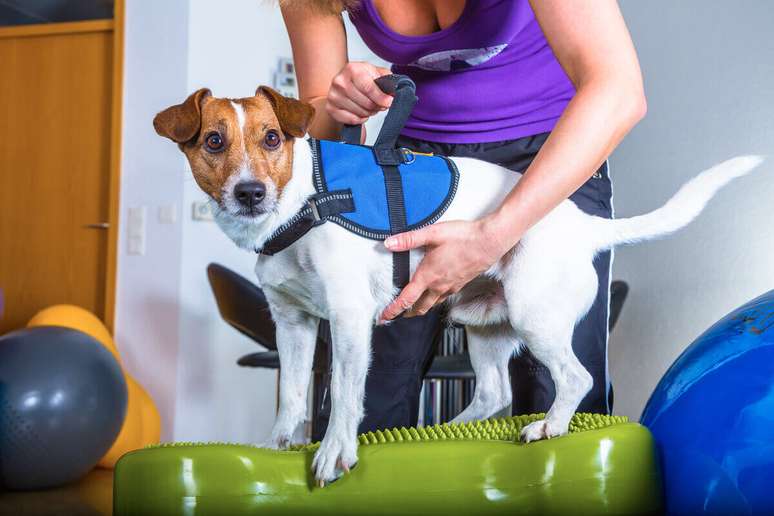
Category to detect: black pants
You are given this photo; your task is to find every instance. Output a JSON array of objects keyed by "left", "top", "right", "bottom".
[{"left": 314, "top": 132, "right": 613, "bottom": 440}]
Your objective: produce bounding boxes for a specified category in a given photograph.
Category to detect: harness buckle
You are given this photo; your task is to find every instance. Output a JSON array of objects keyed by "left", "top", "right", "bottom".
[
  {"left": 308, "top": 197, "right": 321, "bottom": 221},
  {"left": 399, "top": 147, "right": 416, "bottom": 165}
]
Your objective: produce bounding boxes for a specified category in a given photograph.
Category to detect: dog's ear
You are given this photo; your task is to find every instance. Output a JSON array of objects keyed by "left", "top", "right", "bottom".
[
  {"left": 256, "top": 86, "right": 315, "bottom": 138},
  {"left": 153, "top": 88, "right": 212, "bottom": 143}
]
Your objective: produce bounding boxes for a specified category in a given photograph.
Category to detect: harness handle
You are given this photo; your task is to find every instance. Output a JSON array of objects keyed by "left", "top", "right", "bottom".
[
  {"left": 341, "top": 74, "right": 417, "bottom": 147},
  {"left": 339, "top": 75, "right": 418, "bottom": 291}
]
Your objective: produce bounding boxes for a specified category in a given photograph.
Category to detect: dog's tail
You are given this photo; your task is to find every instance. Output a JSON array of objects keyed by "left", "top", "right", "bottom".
[{"left": 592, "top": 155, "right": 764, "bottom": 250}]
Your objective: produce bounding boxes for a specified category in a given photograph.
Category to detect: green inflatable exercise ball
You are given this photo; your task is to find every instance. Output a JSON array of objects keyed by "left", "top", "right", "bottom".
[{"left": 114, "top": 413, "right": 662, "bottom": 515}]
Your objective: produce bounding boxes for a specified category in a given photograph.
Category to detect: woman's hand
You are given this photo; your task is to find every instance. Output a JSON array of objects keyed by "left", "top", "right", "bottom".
[
  {"left": 379, "top": 217, "right": 517, "bottom": 323},
  {"left": 327, "top": 62, "right": 394, "bottom": 126}
]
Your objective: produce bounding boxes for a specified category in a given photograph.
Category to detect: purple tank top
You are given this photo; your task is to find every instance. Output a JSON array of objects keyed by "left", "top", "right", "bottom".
[{"left": 348, "top": 0, "right": 576, "bottom": 143}]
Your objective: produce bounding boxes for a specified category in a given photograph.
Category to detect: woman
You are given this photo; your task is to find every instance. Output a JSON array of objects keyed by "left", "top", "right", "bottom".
[{"left": 281, "top": 0, "right": 646, "bottom": 438}]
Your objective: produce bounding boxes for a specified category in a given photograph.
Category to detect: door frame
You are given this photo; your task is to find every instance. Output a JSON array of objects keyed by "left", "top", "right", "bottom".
[
  {"left": 0, "top": 0, "right": 124, "bottom": 331},
  {"left": 105, "top": 0, "right": 125, "bottom": 332}
]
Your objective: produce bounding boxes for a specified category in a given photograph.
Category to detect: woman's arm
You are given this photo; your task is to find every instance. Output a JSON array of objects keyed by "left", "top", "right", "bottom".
[
  {"left": 484, "top": 0, "right": 646, "bottom": 246},
  {"left": 280, "top": 2, "right": 349, "bottom": 139},
  {"left": 380, "top": 0, "right": 646, "bottom": 321},
  {"left": 280, "top": 3, "right": 392, "bottom": 141}
]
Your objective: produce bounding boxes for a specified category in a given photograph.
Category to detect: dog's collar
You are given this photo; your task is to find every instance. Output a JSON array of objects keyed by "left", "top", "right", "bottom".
[{"left": 256, "top": 191, "right": 355, "bottom": 256}]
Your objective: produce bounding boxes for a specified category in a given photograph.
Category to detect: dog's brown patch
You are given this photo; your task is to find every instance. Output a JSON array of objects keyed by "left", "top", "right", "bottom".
[
  {"left": 154, "top": 88, "right": 315, "bottom": 204},
  {"left": 257, "top": 86, "right": 316, "bottom": 138},
  {"left": 153, "top": 88, "right": 211, "bottom": 144}
]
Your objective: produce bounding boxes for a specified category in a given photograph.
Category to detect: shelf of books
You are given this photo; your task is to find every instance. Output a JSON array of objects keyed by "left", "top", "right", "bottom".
[{"left": 418, "top": 325, "right": 475, "bottom": 426}]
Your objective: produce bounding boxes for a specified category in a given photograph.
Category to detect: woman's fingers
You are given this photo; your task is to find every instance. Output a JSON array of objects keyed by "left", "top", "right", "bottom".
[
  {"left": 380, "top": 226, "right": 450, "bottom": 321},
  {"left": 380, "top": 278, "right": 427, "bottom": 322},
  {"left": 404, "top": 290, "right": 441, "bottom": 318},
  {"left": 326, "top": 106, "right": 367, "bottom": 125},
  {"left": 327, "top": 89, "right": 376, "bottom": 118},
  {"left": 385, "top": 226, "right": 437, "bottom": 252},
  {"left": 330, "top": 74, "right": 382, "bottom": 113},
  {"left": 327, "top": 62, "right": 393, "bottom": 126},
  {"left": 352, "top": 71, "right": 393, "bottom": 109},
  {"left": 344, "top": 87, "right": 383, "bottom": 114}
]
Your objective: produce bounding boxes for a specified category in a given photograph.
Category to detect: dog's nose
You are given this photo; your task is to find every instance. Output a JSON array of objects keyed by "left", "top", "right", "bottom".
[{"left": 234, "top": 181, "right": 266, "bottom": 209}]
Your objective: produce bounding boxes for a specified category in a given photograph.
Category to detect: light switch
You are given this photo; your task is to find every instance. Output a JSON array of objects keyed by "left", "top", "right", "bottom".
[{"left": 127, "top": 206, "right": 146, "bottom": 255}]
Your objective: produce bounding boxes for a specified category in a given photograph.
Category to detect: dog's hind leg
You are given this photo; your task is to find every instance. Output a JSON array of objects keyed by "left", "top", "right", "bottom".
[
  {"left": 451, "top": 324, "right": 518, "bottom": 424},
  {"left": 312, "top": 310, "right": 372, "bottom": 485},
  {"left": 517, "top": 323, "right": 592, "bottom": 442},
  {"left": 266, "top": 305, "right": 318, "bottom": 450},
  {"left": 518, "top": 307, "right": 593, "bottom": 442},
  {"left": 501, "top": 250, "right": 597, "bottom": 443}
]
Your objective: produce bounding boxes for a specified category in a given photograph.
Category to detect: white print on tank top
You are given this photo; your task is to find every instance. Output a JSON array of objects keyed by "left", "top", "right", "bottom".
[{"left": 408, "top": 44, "right": 507, "bottom": 71}]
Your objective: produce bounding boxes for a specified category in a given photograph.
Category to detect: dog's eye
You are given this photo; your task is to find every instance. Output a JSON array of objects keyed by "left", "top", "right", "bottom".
[
  {"left": 264, "top": 130, "right": 281, "bottom": 150},
  {"left": 204, "top": 132, "right": 224, "bottom": 153}
]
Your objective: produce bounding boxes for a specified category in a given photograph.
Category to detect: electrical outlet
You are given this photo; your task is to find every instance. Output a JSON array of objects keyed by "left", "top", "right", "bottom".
[{"left": 192, "top": 201, "right": 214, "bottom": 221}]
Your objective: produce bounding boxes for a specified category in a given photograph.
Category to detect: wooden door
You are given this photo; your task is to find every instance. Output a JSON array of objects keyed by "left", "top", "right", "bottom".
[{"left": 0, "top": 19, "right": 121, "bottom": 334}]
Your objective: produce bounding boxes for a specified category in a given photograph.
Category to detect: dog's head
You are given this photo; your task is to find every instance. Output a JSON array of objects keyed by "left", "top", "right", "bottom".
[{"left": 153, "top": 87, "right": 315, "bottom": 223}]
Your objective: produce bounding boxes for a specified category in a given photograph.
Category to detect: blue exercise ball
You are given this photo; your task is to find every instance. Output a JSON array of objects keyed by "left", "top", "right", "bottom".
[
  {"left": 0, "top": 326, "right": 128, "bottom": 490},
  {"left": 641, "top": 289, "right": 774, "bottom": 515}
]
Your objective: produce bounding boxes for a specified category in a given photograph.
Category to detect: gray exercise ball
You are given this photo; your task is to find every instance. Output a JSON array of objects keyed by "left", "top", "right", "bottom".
[{"left": 0, "top": 326, "right": 128, "bottom": 490}]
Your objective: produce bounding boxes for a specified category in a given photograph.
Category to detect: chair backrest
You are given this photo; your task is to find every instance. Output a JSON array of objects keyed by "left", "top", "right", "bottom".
[{"left": 206, "top": 263, "right": 277, "bottom": 350}]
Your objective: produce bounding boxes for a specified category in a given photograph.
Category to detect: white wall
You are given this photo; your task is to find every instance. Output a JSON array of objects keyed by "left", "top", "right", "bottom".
[
  {"left": 116, "top": 0, "right": 189, "bottom": 440},
  {"left": 173, "top": 0, "right": 387, "bottom": 443},
  {"left": 609, "top": 0, "right": 774, "bottom": 420}
]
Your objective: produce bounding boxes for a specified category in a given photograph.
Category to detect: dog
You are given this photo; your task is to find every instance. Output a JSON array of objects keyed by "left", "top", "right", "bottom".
[{"left": 154, "top": 86, "right": 762, "bottom": 486}]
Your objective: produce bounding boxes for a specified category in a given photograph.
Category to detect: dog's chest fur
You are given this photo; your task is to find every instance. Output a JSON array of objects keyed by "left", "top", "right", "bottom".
[{"left": 254, "top": 222, "right": 399, "bottom": 324}]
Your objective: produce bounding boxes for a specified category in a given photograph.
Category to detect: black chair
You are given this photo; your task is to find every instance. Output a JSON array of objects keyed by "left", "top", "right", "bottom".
[
  {"left": 424, "top": 349, "right": 475, "bottom": 380},
  {"left": 206, "top": 263, "right": 279, "bottom": 366}
]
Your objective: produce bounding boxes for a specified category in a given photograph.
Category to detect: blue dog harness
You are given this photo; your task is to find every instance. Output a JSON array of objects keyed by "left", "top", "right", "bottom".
[
  {"left": 257, "top": 75, "right": 458, "bottom": 290},
  {"left": 257, "top": 139, "right": 459, "bottom": 285}
]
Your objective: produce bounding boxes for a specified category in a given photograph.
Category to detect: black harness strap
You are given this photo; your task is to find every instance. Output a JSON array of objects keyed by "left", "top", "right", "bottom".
[
  {"left": 382, "top": 165, "right": 410, "bottom": 288},
  {"left": 340, "top": 124, "right": 362, "bottom": 146},
  {"left": 362, "top": 75, "right": 418, "bottom": 290},
  {"left": 372, "top": 76, "right": 417, "bottom": 149},
  {"left": 257, "top": 189, "right": 354, "bottom": 256}
]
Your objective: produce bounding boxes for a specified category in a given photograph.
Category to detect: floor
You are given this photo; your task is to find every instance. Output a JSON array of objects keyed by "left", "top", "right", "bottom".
[{"left": 0, "top": 469, "right": 113, "bottom": 516}]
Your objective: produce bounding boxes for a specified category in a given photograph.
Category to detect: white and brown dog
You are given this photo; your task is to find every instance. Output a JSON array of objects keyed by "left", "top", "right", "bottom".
[{"left": 154, "top": 86, "right": 761, "bottom": 485}]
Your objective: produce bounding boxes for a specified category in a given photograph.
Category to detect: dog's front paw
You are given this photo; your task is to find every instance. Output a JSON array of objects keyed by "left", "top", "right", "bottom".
[
  {"left": 263, "top": 433, "right": 293, "bottom": 450},
  {"left": 264, "top": 423, "right": 298, "bottom": 450},
  {"left": 520, "top": 419, "right": 568, "bottom": 443},
  {"left": 264, "top": 434, "right": 292, "bottom": 450},
  {"left": 312, "top": 432, "right": 358, "bottom": 487}
]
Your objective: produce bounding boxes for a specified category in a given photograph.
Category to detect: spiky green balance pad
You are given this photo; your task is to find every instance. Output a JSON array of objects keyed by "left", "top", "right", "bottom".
[{"left": 113, "top": 413, "right": 662, "bottom": 515}]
